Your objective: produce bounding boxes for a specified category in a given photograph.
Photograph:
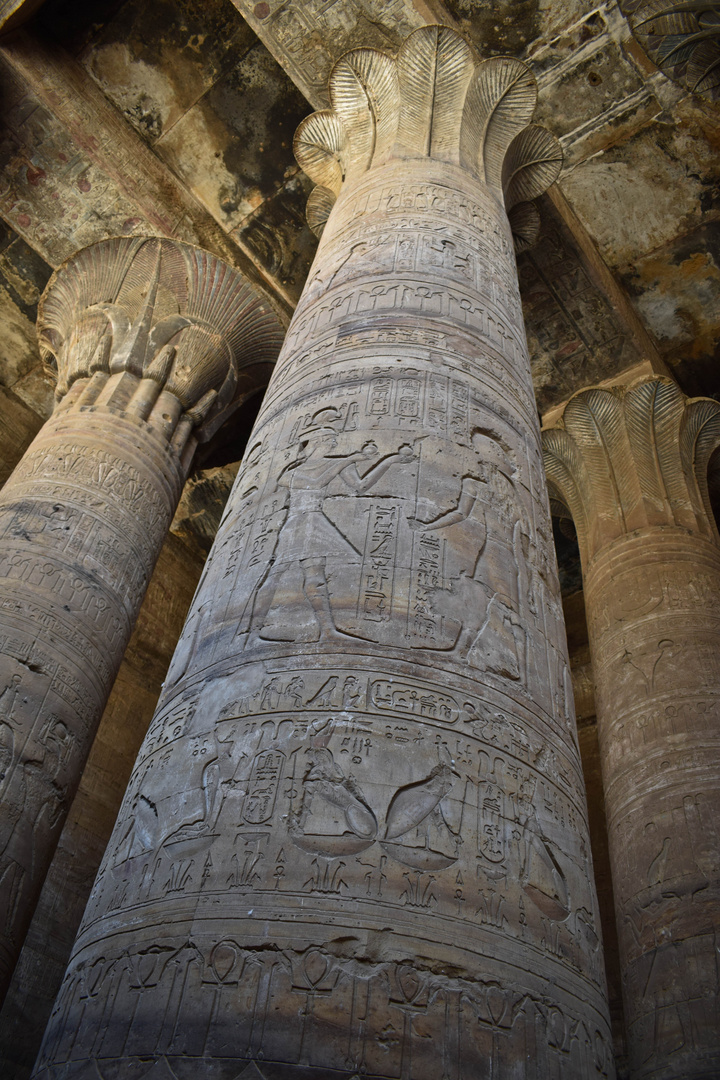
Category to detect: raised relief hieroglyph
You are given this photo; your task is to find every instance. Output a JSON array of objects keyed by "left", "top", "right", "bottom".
[
  {"left": 35, "top": 27, "right": 613, "bottom": 1080},
  {"left": 0, "top": 237, "right": 283, "bottom": 1001},
  {"left": 543, "top": 377, "right": 720, "bottom": 1080}
]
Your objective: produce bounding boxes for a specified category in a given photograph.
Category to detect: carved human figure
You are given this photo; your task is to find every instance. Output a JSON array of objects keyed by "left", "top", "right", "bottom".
[
  {"left": 35, "top": 27, "right": 612, "bottom": 1080},
  {"left": 244, "top": 417, "right": 415, "bottom": 644},
  {"left": 409, "top": 431, "right": 527, "bottom": 678}
]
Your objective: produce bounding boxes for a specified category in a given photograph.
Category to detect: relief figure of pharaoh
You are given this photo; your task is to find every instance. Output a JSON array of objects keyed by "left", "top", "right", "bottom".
[
  {"left": 408, "top": 430, "right": 527, "bottom": 677},
  {"left": 245, "top": 414, "right": 415, "bottom": 645}
]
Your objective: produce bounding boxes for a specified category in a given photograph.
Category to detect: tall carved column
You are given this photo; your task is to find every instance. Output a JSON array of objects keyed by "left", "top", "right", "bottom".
[
  {"left": 36, "top": 28, "right": 614, "bottom": 1079},
  {"left": 0, "top": 236, "right": 283, "bottom": 1001},
  {"left": 543, "top": 377, "right": 720, "bottom": 1079}
]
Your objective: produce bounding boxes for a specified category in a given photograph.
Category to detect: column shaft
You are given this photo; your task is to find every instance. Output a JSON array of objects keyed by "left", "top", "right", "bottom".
[
  {"left": 35, "top": 149, "right": 613, "bottom": 1077},
  {"left": 0, "top": 401, "right": 182, "bottom": 993},
  {"left": 586, "top": 529, "right": 720, "bottom": 1079},
  {"left": 543, "top": 377, "right": 720, "bottom": 1079},
  {"left": 0, "top": 235, "right": 284, "bottom": 1000}
]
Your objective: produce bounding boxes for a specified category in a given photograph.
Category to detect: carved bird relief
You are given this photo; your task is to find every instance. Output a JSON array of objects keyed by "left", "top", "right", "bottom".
[
  {"left": 289, "top": 747, "right": 378, "bottom": 857},
  {"left": 381, "top": 762, "right": 461, "bottom": 871}
]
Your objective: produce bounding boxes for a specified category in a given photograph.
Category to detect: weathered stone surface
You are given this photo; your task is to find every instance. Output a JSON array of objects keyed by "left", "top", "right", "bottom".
[
  {"left": 576, "top": 716, "right": 626, "bottom": 1067},
  {"left": 230, "top": 0, "right": 436, "bottom": 109},
  {"left": 0, "top": 530, "right": 204, "bottom": 1080},
  {"left": 0, "top": 386, "right": 41, "bottom": 489},
  {"left": 563, "top": 588, "right": 625, "bottom": 1062},
  {"left": 171, "top": 463, "right": 240, "bottom": 562},
  {"left": 544, "top": 377, "right": 720, "bottom": 1078},
  {"left": 0, "top": 235, "right": 284, "bottom": 1000},
  {"left": 75, "top": 0, "right": 258, "bottom": 145},
  {"left": 0, "top": 221, "right": 54, "bottom": 421},
  {"left": 35, "top": 27, "right": 612, "bottom": 1079},
  {"left": 529, "top": 2, "right": 668, "bottom": 169},
  {"left": 519, "top": 188, "right": 665, "bottom": 415},
  {"left": 233, "top": 171, "right": 319, "bottom": 306},
  {"left": 5, "top": 1, "right": 716, "bottom": 419}
]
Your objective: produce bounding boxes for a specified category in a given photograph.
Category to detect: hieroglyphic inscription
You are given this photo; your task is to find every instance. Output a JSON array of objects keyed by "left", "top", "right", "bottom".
[
  {"left": 359, "top": 505, "right": 398, "bottom": 623},
  {"left": 3, "top": 439, "right": 172, "bottom": 560},
  {"left": 0, "top": 413, "right": 185, "bottom": 1001}
]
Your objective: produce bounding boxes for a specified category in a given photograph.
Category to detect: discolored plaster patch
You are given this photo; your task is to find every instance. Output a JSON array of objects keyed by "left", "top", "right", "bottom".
[
  {"left": 664, "top": 96, "right": 720, "bottom": 194},
  {"left": 230, "top": 0, "right": 428, "bottom": 108},
  {"left": 0, "top": 219, "right": 51, "bottom": 315},
  {"left": 534, "top": 0, "right": 599, "bottom": 42},
  {"left": 560, "top": 130, "right": 704, "bottom": 271},
  {"left": 628, "top": 223, "right": 720, "bottom": 398},
  {"left": 529, "top": 4, "right": 673, "bottom": 168},
  {"left": 442, "top": 0, "right": 541, "bottom": 57},
  {"left": 233, "top": 170, "right": 317, "bottom": 304},
  {"left": 535, "top": 38, "right": 660, "bottom": 168},
  {"left": 78, "top": 0, "right": 257, "bottom": 143},
  {"left": 0, "top": 219, "right": 54, "bottom": 419},
  {"left": 155, "top": 41, "right": 309, "bottom": 231},
  {"left": 0, "top": 287, "right": 41, "bottom": 389},
  {"left": 83, "top": 41, "right": 178, "bottom": 140}
]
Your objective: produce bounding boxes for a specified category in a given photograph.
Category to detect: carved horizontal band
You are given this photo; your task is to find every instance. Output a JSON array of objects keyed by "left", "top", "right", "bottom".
[
  {"left": 38, "top": 236, "right": 285, "bottom": 439},
  {"left": 293, "top": 25, "right": 562, "bottom": 249}
]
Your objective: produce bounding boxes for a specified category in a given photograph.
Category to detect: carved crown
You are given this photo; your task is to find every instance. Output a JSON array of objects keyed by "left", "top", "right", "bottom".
[
  {"left": 38, "top": 236, "right": 285, "bottom": 440},
  {"left": 293, "top": 24, "right": 563, "bottom": 250},
  {"left": 542, "top": 377, "right": 720, "bottom": 565}
]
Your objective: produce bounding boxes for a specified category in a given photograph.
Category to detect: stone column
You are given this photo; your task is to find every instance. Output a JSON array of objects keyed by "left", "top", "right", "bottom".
[
  {"left": 36, "top": 28, "right": 614, "bottom": 1079},
  {"left": 0, "top": 235, "right": 283, "bottom": 1001},
  {"left": 543, "top": 377, "right": 720, "bottom": 1079}
]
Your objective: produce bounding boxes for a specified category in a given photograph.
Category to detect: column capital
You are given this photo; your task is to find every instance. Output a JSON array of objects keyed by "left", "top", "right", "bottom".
[
  {"left": 38, "top": 236, "right": 285, "bottom": 442},
  {"left": 293, "top": 24, "right": 562, "bottom": 250},
  {"left": 542, "top": 376, "right": 720, "bottom": 565}
]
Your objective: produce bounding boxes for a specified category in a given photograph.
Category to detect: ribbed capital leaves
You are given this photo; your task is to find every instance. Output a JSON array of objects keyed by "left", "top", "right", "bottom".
[
  {"left": 294, "top": 25, "right": 562, "bottom": 250},
  {"left": 38, "top": 236, "right": 284, "bottom": 440},
  {"left": 542, "top": 377, "right": 720, "bottom": 566}
]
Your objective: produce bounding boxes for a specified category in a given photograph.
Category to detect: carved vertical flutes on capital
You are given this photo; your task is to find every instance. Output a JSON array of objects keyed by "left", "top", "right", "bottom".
[
  {"left": 543, "top": 377, "right": 720, "bottom": 1079},
  {"left": 0, "top": 236, "right": 284, "bottom": 1001},
  {"left": 36, "top": 27, "right": 614, "bottom": 1079}
]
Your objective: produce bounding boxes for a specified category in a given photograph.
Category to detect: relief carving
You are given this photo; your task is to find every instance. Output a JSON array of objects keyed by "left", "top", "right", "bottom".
[
  {"left": 0, "top": 237, "right": 283, "bottom": 1002},
  {"left": 239, "top": 411, "right": 416, "bottom": 647}
]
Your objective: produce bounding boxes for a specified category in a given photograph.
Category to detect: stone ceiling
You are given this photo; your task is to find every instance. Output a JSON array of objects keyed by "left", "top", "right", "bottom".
[{"left": 0, "top": 0, "right": 718, "bottom": 564}]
